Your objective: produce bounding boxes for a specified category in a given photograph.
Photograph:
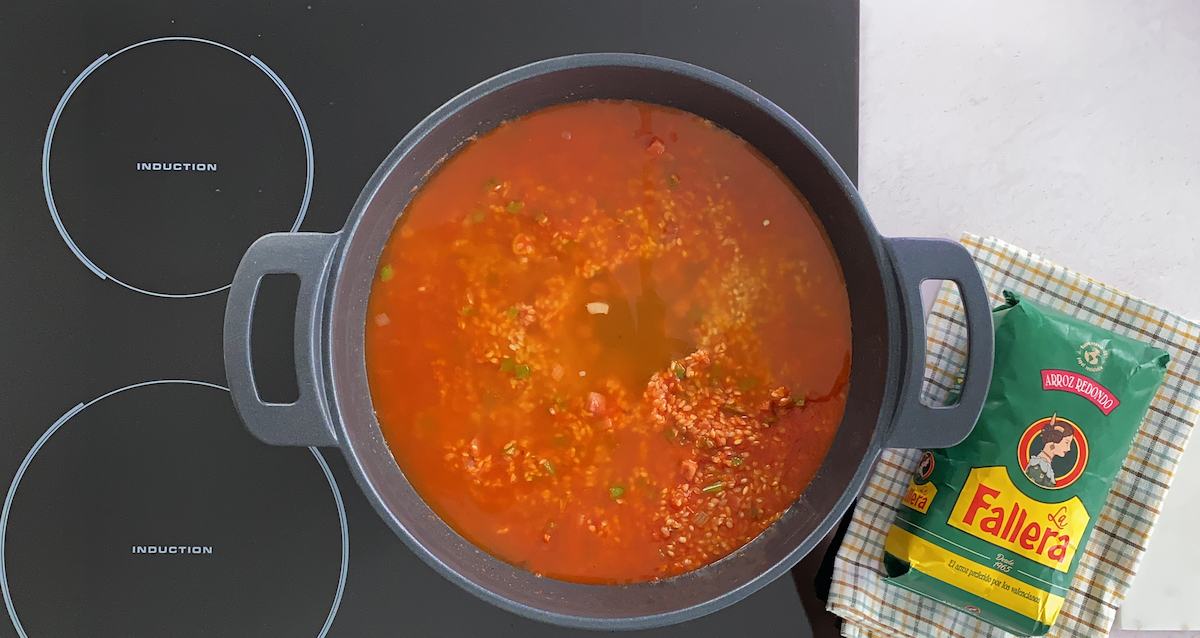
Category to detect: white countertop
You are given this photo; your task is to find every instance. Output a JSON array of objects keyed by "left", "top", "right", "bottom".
[{"left": 861, "top": 1, "right": 1200, "bottom": 636}]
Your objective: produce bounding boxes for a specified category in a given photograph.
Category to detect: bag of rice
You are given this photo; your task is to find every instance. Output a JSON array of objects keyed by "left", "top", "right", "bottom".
[{"left": 883, "top": 292, "right": 1169, "bottom": 636}]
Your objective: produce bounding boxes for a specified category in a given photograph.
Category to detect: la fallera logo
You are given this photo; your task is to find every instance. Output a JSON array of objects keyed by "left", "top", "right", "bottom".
[
  {"left": 948, "top": 466, "right": 1090, "bottom": 572},
  {"left": 1017, "top": 414, "right": 1089, "bottom": 490}
]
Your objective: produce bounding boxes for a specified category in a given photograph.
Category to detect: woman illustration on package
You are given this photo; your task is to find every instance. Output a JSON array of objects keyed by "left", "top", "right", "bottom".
[{"left": 1024, "top": 414, "right": 1074, "bottom": 488}]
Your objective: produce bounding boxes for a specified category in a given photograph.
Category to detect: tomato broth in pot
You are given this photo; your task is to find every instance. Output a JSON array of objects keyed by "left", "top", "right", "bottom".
[{"left": 365, "top": 100, "right": 851, "bottom": 583}]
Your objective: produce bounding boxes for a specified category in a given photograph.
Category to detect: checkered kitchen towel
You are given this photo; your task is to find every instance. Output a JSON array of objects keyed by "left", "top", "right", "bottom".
[{"left": 827, "top": 234, "right": 1200, "bottom": 638}]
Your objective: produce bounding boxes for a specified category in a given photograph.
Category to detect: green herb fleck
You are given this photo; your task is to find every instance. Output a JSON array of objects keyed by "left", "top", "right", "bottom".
[
  {"left": 701, "top": 481, "right": 725, "bottom": 494},
  {"left": 379, "top": 264, "right": 394, "bottom": 282},
  {"left": 720, "top": 404, "right": 748, "bottom": 417},
  {"left": 485, "top": 177, "right": 499, "bottom": 190},
  {"left": 499, "top": 357, "right": 516, "bottom": 373},
  {"left": 533, "top": 211, "right": 549, "bottom": 225},
  {"left": 737, "top": 376, "right": 759, "bottom": 392},
  {"left": 667, "top": 173, "right": 680, "bottom": 189},
  {"left": 460, "top": 305, "right": 476, "bottom": 317},
  {"left": 672, "top": 362, "right": 687, "bottom": 381},
  {"left": 505, "top": 305, "right": 520, "bottom": 319},
  {"left": 540, "top": 459, "right": 556, "bottom": 476},
  {"left": 514, "top": 363, "right": 532, "bottom": 380},
  {"left": 707, "top": 363, "right": 726, "bottom": 387},
  {"left": 468, "top": 209, "right": 487, "bottom": 224},
  {"left": 506, "top": 200, "right": 525, "bottom": 213},
  {"left": 731, "top": 456, "right": 744, "bottom": 467},
  {"left": 663, "top": 427, "right": 678, "bottom": 442},
  {"left": 608, "top": 485, "right": 626, "bottom": 501}
]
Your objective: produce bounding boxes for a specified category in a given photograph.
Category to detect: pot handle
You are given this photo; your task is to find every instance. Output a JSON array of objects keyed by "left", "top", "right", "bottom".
[
  {"left": 884, "top": 237, "right": 994, "bottom": 449},
  {"left": 223, "top": 232, "right": 341, "bottom": 447}
]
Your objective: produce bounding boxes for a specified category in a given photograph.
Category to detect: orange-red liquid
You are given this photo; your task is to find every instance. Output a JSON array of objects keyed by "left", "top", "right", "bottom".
[{"left": 365, "top": 100, "right": 850, "bottom": 583}]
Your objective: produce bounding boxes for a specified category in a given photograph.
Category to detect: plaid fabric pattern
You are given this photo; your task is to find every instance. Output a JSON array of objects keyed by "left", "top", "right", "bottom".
[{"left": 827, "top": 234, "right": 1200, "bottom": 638}]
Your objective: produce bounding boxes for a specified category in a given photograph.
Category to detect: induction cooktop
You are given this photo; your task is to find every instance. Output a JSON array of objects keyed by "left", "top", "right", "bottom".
[{"left": 0, "top": 2, "right": 858, "bottom": 636}]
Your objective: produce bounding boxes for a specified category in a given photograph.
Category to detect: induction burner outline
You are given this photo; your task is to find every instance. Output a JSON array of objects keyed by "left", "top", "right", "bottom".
[
  {"left": 42, "top": 36, "right": 316, "bottom": 299},
  {"left": 0, "top": 380, "right": 348, "bottom": 638}
]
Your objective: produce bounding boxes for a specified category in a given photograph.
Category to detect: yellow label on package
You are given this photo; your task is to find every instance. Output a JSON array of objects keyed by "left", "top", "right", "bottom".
[
  {"left": 948, "top": 467, "right": 1089, "bottom": 572},
  {"left": 901, "top": 480, "right": 937, "bottom": 514}
]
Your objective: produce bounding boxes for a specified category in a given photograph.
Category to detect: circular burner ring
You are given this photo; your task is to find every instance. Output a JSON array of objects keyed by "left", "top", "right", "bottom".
[
  {"left": 43, "top": 36, "right": 315, "bottom": 299},
  {"left": 0, "top": 380, "right": 348, "bottom": 638}
]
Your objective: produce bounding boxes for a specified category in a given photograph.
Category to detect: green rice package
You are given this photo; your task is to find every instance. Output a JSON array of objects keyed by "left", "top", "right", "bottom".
[{"left": 883, "top": 292, "right": 1169, "bottom": 636}]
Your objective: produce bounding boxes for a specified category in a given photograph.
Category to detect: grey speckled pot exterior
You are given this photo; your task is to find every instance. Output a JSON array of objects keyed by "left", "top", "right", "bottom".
[{"left": 224, "top": 54, "right": 994, "bottom": 630}]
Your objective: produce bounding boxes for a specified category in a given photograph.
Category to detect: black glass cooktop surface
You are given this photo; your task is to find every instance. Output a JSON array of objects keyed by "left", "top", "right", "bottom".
[{"left": 0, "top": 2, "right": 857, "bottom": 636}]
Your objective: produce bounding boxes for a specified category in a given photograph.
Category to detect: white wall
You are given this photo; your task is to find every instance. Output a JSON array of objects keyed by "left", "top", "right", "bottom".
[{"left": 861, "top": 1, "right": 1200, "bottom": 320}]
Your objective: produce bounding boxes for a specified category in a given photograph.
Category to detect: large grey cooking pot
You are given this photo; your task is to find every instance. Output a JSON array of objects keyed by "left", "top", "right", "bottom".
[{"left": 223, "top": 53, "right": 993, "bottom": 629}]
